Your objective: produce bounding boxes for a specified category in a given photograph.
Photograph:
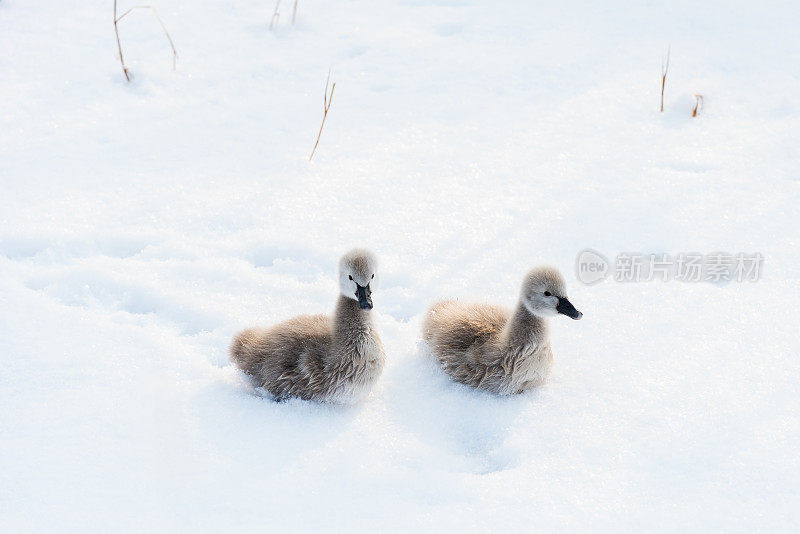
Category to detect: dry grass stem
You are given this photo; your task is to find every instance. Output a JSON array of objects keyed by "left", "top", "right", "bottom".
[
  {"left": 270, "top": 0, "right": 281, "bottom": 30},
  {"left": 660, "top": 45, "right": 670, "bottom": 112},
  {"left": 292, "top": 0, "right": 299, "bottom": 26},
  {"left": 309, "top": 70, "right": 336, "bottom": 161},
  {"left": 692, "top": 94, "right": 703, "bottom": 117},
  {"left": 114, "top": 0, "right": 177, "bottom": 81}
]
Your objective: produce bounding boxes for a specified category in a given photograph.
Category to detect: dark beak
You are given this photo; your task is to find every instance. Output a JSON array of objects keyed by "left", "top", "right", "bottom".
[
  {"left": 556, "top": 297, "right": 582, "bottom": 320},
  {"left": 355, "top": 283, "right": 373, "bottom": 310}
]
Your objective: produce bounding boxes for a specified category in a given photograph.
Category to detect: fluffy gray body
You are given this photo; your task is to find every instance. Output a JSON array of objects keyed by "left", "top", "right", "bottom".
[
  {"left": 422, "top": 266, "right": 581, "bottom": 395},
  {"left": 423, "top": 300, "right": 553, "bottom": 394},
  {"left": 230, "top": 249, "right": 385, "bottom": 403}
]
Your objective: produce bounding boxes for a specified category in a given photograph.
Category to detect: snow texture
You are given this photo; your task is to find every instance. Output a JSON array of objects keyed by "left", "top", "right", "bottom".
[{"left": 1, "top": 0, "right": 799, "bottom": 531}]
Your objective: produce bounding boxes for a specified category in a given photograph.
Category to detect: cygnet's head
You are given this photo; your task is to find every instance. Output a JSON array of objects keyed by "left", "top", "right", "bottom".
[
  {"left": 338, "top": 248, "right": 378, "bottom": 310},
  {"left": 520, "top": 266, "right": 582, "bottom": 320}
]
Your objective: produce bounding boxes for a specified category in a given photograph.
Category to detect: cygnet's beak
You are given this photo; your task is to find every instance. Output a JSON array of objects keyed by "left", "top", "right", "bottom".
[
  {"left": 355, "top": 283, "right": 373, "bottom": 310},
  {"left": 556, "top": 297, "right": 582, "bottom": 320}
]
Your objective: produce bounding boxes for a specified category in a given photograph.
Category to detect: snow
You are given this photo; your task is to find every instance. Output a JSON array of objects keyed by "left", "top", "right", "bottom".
[{"left": 1, "top": 0, "right": 799, "bottom": 531}]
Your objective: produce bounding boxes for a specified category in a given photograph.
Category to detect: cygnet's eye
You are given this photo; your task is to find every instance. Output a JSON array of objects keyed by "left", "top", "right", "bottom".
[
  {"left": 348, "top": 275, "right": 353, "bottom": 281},
  {"left": 544, "top": 291, "right": 552, "bottom": 297}
]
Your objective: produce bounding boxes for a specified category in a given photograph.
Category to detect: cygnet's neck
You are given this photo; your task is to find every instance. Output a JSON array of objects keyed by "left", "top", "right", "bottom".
[
  {"left": 502, "top": 300, "right": 549, "bottom": 350},
  {"left": 333, "top": 294, "right": 373, "bottom": 338}
]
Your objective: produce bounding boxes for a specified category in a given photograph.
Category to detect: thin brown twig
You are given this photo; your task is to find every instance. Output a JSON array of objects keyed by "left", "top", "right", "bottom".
[
  {"left": 114, "top": 0, "right": 131, "bottom": 81},
  {"left": 270, "top": 0, "right": 281, "bottom": 30},
  {"left": 309, "top": 70, "right": 335, "bottom": 161},
  {"left": 114, "top": 1, "right": 178, "bottom": 81},
  {"left": 292, "top": 0, "right": 299, "bottom": 26},
  {"left": 660, "top": 45, "right": 670, "bottom": 112},
  {"left": 692, "top": 94, "right": 703, "bottom": 117}
]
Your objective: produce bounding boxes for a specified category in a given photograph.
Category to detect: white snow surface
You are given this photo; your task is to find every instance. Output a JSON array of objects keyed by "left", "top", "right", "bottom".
[{"left": 1, "top": 0, "right": 799, "bottom": 531}]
